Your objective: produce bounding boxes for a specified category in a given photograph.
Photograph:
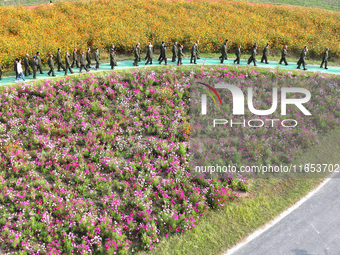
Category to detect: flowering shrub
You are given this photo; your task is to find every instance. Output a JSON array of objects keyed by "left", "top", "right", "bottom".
[
  {"left": 0, "top": 0, "right": 339, "bottom": 70},
  {"left": 0, "top": 67, "right": 338, "bottom": 253}
]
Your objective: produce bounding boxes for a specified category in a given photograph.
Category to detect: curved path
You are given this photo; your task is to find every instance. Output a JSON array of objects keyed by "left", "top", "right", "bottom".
[
  {"left": 227, "top": 172, "right": 340, "bottom": 255},
  {"left": 2, "top": 57, "right": 340, "bottom": 86}
]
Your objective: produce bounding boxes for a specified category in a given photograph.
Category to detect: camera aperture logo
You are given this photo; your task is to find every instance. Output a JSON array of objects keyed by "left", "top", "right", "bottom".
[
  {"left": 198, "top": 82, "right": 312, "bottom": 128},
  {"left": 197, "top": 82, "right": 223, "bottom": 110}
]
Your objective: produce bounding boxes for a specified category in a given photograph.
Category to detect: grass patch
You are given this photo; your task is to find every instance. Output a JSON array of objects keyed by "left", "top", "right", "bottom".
[
  {"left": 4, "top": 0, "right": 340, "bottom": 11},
  {"left": 0, "top": 0, "right": 77, "bottom": 6},
  {"left": 139, "top": 127, "right": 340, "bottom": 255},
  {"left": 243, "top": 0, "right": 340, "bottom": 12}
]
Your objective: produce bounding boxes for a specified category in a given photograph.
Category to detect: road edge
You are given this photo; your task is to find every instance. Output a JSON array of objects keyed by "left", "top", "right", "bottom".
[{"left": 223, "top": 172, "right": 339, "bottom": 255}]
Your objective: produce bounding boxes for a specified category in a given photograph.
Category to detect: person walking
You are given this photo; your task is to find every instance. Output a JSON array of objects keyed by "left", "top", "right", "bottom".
[
  {"left": 36, "top": 52, "right": 44, "bottom": 74},
  {"left": 29, "top": 56, "right": 38, "bottom": 79},
  {"left": 297, "top": 46, "right": 308, "bottom": 70},
  {"left": 79, "top": 51, "right": 89, "bottom": 73},
  {"left": 220, "top": 41, "right": 227, "bottom": 64},
  {"left": 247, "top": 45, "right": 257, "bottom": 66},
  {"left": 145, "top": 42, "right": 153, "bottom": 65},
  {"left": 94, "top": 48, "right": 100, "bottom": 70},
  {"left": 86, "top": 48, "right": 92, "bottom": 68},
  {"left": 137, "top": 43, "right": 141, "bottom": 62},
  {"left": 24, "top": 53, "right": 32, "bottom": 76},
  {"left": 133, "top": 44, "right": 140, "bottom": 66},
  {"left": 110, "top": 45, "right": 117, "bottom": 69},
  {"left": 190, "top": 42, "right": 197, "bottom": 64},
  {"left": 56, "top": 48, "right": 66, "bottom": 72},
  {"left": 320, "top": 47, "right": 329, "bottom": 70},
  {"left": 15, "top": 59, "right": 25, "bottom": 82},
  {"left": 64, "top": 52, "right": 74, "bottom": 75},
  {"left": 159, "top": 43, "right": 167, "bottom": 65},
  {"left": 234, "top": 45, "right": 241, "bottom": 64},
  {"left": 219, "top": 39, "right": 229, "bottom": 60},
  {"left": 261, "top": 43, "right": 269, "bottom": 64},
  {"left": 71, "top": 48, "right": 79, "bottom": 68},
  {"left": 158, "top": 41, "right": 165, "bottom": 62},
  {"left": 279, "top": 45, "right": 288, "bottom": 65},
  {"left": 177, "top": 45, "right": 184, "bottom": 65},
  {"left": 47, "top": 54, "right": 56, "bottom": 77},
  {"left": 196, "top": 40, "right": 200, "bottom": 59},
  {"left": 172, "top": 42, "right": 178, "bottom": 62}
]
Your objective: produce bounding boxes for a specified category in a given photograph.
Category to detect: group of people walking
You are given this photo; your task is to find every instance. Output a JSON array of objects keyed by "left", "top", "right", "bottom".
[
  {"left": 226, "top": 41, "right": 329, "bottom": 70},
  {"left": 10, "top": 40, "right": 331, "bottom": 82},
  {"left": 132, "top": 41, "right": 191, "bottom": 66},
  {"left": 13, "top": 47, "right": 107, "bottom": 82},
  {"left": 135, "top": 40, "right": 330, "bottom": 70}
]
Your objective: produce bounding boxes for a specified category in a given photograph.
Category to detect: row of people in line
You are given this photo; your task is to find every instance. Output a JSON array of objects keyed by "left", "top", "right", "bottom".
[
  {"left": 11, "top": 40, "right": 331, "bottom": 82},
  {"left": 134, "top": 40, "right": 330, "bottom": 70},
  {"left": 223, "top": 40, "right": 329, "bottom": 70},
  {"left": 15, "top": 47, "right": 103, "bottom": 81},
  {"left": 132, "top": 41, "right": 199, "bottom": 66}
]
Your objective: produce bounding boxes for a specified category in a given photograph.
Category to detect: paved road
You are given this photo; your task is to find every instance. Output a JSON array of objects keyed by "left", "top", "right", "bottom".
[
  {"left": 1, "top": 57, "right": 340, "bottom": 86},
  {"left": 232, "top": 172, "right": 340, "bottom": 255}
]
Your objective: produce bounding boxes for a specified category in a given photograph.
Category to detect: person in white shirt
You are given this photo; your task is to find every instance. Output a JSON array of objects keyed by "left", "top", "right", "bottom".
[{"left": 15, "top": 59, "right": 25, "bottom": 82}]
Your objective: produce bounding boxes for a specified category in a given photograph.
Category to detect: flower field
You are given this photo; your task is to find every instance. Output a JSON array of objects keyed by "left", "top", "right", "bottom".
[
  {"left": 190, "top": 69, "right": 340, "bottom": 175},
  {"left": 0, "top": 0, "right": 339, "bottom": 70},
  {"left": 0, "top": 66, "right": 339, "bottom": 254}
]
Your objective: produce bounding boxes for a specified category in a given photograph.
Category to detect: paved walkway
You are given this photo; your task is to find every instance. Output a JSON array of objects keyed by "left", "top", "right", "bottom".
[
  {"left": 230, "top": 172, "right": 340, "bottom": 255},
  {"left": 2, "top": 57, "right": 339, "bottom": 86}
]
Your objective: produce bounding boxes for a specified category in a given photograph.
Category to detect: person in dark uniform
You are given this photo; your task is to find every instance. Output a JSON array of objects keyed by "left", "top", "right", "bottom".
[
  {"left": 219, "top": 39, "right": 229, "bottom": 60},
  {"left": 196, "top": 40, "right": 200, "bottom": 59},
  {"left": 137, "top": 43, "right": 141, "bottom": 62},
  {"left": 320, "top": 48, "right": 329, "bottom": 69},
  {"left": 36, "top": 52, "right": 43, "bottom": 74},
  {"left": 14, "top": 59, "right": 18, "bottom": 77},
  {"left": 47, "top": 54, "right": 56, "bottom": 77},
  {"left": 261, "top": 43, "right": 269, "bottom": 64},
  {"left": 29, "top": 56, "right": 38, "bottom": 79},
  {"left": 234, "top": 45, "right": 241, "bottom": 64},
  {"left": 172, "top": 42, "right": 178, "bottom": 62},
  {"left": 220, "top": 41, "right": 227, "bottom": 64},
  {"left": 177, "top": 45, "right": 184, "bottom": 65},
  {"left": 56, "top": 48, "right": 66, "bottom": 72},
  {"left": 64, "top": 52, "right": 74, "bottom": 75},
  {"left": 279, "top": 45, "right": 288, "bottom": 65},
  {"left": 145, "top": 42, "right": 153, "bottom": 65},
  {"left": 86, "top": 48, "right": 92, "bottom": 68},
  {"left": 158, "top": 42, "right": 165, "bottom": 62},
  {"left": 24, "top": 53, "right": 32, "bottom": 76},
  {"left": 71, "top": 48, "right": 79, "bottom": 68},
  {"left": 159, "top": 43, "right": 167, "bottom": 65},
  {"left": 110, "top": 45, "right": 117, "bottom": 69},
  {"left": 190, "top": 42, "right": 197, "bottom": 64},
  {"left": 297, "top": 46, "right": 308, "bottom": 70},
  {"left": 133, "top": 44, "right": 140, "bottom": 66},
  {"left": 94, "top": 48, "right": 100, "bottom": 69},
  {"left": 79, "top": 51, "right": 89, "bottom": 73},
  {"left": 247, "top": 46, "right": 257, "bottom": 66}
]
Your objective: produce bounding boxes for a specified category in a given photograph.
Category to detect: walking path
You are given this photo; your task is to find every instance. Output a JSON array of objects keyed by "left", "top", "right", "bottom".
[
  {"left": 2, "top": 57, "right": 339, "bottom": 86},
  {"left": 226, "top": 172, "right": 340, "bottom": 255}
]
